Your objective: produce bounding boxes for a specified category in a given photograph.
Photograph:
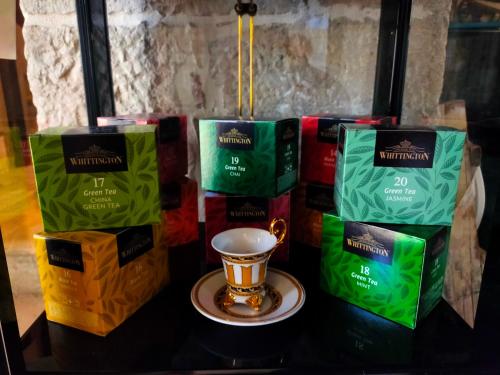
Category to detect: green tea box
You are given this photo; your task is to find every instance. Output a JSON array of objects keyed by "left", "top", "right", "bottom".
[
  {"left": 29, "top": 126, "right": 161, "bottom": 232},
  {"left": 335, "top": 125, "right": 466, "bottom": 225},
  {"left": 199, "top": 118, "right": 299, "bottom": 197},
  {"left": 320, "top": 212, "right": 450, "bottom": 329}
]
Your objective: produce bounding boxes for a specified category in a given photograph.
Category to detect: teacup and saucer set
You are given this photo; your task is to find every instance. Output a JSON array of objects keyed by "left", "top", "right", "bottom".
[{"left": 191, "top": 218, "right": 306, "bottom": 326}]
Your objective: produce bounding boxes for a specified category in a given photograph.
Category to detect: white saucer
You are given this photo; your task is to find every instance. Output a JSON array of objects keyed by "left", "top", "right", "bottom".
[{"left": 191, "top": 268, "right": 306, "bottom": 326}]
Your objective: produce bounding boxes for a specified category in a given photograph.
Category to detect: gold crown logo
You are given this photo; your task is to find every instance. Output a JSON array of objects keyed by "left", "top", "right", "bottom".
[
  {"left": 241, "top": 202, "right": 257, "bottom": 210},
  {"left": 385, "top": 139, "right": 425, "bottom": 153},
  {"left": 223, "top": 128, "right": 248, "bottom": 139},
  {"left": 284, "top": 127, "right": 295, "bottom": 138},
  {"left": 76, "top": 144, "right": 117, "bottom": 158}
]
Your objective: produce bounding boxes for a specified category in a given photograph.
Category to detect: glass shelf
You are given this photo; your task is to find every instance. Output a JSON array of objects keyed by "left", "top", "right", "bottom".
[{"left": 20, "top": 242, "right": 500, "bottom": 373}]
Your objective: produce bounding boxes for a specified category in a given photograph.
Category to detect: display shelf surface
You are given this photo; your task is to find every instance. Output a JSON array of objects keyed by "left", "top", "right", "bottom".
[{"left": 20, "top": 243, "right": 500, "bottom": 374}]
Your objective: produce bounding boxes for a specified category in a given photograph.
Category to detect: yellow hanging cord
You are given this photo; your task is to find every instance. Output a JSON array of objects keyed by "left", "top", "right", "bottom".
[
  {"left": 249, "top": 15, "right": 254, "bottom": 119},
  {"left": 235, "top": 1, "right": 256, "bottom": 118},
  {"left": 238, "top": 15, "right": 243, "bottom": 118}
]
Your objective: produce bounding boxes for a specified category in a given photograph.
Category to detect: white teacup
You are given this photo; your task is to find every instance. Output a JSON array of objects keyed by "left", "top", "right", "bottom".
[{"left": 211, "top": 218, "right": 286, "bottom": 311}]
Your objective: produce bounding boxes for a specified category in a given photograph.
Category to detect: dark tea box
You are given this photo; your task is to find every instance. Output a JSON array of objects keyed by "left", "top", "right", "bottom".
[
  {"left": 199, "top": 118, "right": 299, "bottom": 197},
  {"left": 320, "top": 212, "right": 450, "bottom": 329},
  {"left": 292, "top": 182, "right": 335, "bottom": 248},
  {"left": 34, "top": 224, "right": 169, "bottom": 336},
  {"left": 161, "top": 177, "right": 199, "bottom": 247},
  {"left": 301, "top": 114, "right": 395, "bottom": 185},
  {"left": 29, "top": 126, "right": 161, "bottom": 232},
  {"left": 335, "top": 125, "right": 466, "bottom": 225},
  {"left": 98, "top": 113, "right": 188, "bottom": 184},
  {"left": 204, "top": 192, "right": 290, "bottom": 263}
]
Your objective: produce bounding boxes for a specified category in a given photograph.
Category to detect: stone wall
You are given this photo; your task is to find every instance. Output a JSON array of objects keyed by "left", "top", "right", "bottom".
[
  {"left": 20, "top": 0, "right": 452, "bottom": 128},
  {"left": 20, "top": 1, "right": 86, "bottom": 127},
  {"left": 21, "top": 0, "right": 385, "bottom": 127}
]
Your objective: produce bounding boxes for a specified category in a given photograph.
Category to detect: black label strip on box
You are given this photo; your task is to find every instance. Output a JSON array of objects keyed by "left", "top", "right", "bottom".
[
  {"left": 373, "top": 130, "right": 436, "bottom": 168},
  {"left": 426, "top": 227, "right": 449, "bottom": 260},
  {"left": 61, "top": 132, "right": 128, "bottom": 174},
  {"left": 343, "top": 222, "right": 394, "bottom": 265},
  {"left": 46, "top": 238, "right": 84, "bottom": 272},
  {"left": 161, "top": 182, "right": 182, "bottom": 210},
  {"left": 116, "top": 225, "right": 155, "bottom": 267},
  {"left": 338, "top": 125, "right": 346, "bottom": 155},
  {"left": 226, "top": 197, "right": 269, "bottom": 222},
  {"left": 89, "top": 125, "right": 120, "bottom": 134},
  {"left": 159, "top": 117, "right": 181, "bottom": 143},
  {"left": 317, "top": 118, "right": 340, "bottom": 144},
  {"left": 305, "top": 184, "right": 335, "bottom": 212},
  {"left": 216, "top": 122, "right": 255, "bottom": 150},
  {"left": 279, "top": 119, "right": 299, "bottom": 144}
]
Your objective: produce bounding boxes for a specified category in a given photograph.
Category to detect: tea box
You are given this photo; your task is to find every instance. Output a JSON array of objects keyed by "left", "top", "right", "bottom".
[
  {"left": 335, "top": 125, "right": 466, "bottom": 225},
  {"left": 34, "top": 225, "right": 169, "bottom": 336},
  {"left": 98, "top": 113, "right": 188, "bottom": 184},
  {"left": 29, "top": 126, "right": 161, "bottom": 232},
  {"left": 162, "top": 177, "right": 199, "bottom": 247},
  {"left": 204, "top": 192, "right": 290, "bottom": 263},
  {"left": 292, "top": 182, "right": 334, "bottom": 248},
  {"left": 301, "top": 114, "right": 395, "bottom": 185},
  {"left": 199, "top": 118, "right": 299, "bottom": 197},
  {"left": 320, "top": 212, "right": 450, "bottom": 329}
]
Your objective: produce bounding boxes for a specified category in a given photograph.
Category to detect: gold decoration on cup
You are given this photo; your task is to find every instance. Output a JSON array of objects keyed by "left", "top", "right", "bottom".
[{"left": 211, "top": 218, "right": 287, "bottom": 311}]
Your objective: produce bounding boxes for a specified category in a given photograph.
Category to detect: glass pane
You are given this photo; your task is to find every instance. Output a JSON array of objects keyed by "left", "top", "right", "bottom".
[
  {"left": 402, "top": 0, "right": 500, "bottom": 328},
  {"left": 9, "top": 0, "right": 500, "bottom": 373},
  {"left": 107, "top": 1, "right": 382, "bottom": 119},
  {"left": 105, "top": 0, "right": 384, "bottom": 226},
  {"left": 1, "top": 1, "right": 80, "bottom": 334}
]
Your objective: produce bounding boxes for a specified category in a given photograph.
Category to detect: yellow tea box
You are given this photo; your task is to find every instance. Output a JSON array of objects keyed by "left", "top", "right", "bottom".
[{"left": 34, "top": 225, "right": 169, "bottom": 336}]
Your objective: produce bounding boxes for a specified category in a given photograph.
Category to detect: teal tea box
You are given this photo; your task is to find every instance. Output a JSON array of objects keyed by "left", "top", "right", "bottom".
[
  {"left": 199, "top": 118, "right": 299, "bottom": 197},
  {"left": 29, "top": 126, "right": 161, "bottom": 232},
  {"left": 320, "top": 212, "right": 450, "bottom": 329},
  {"left": 335, "top": 125, "right": 465, "bottom": 225}
]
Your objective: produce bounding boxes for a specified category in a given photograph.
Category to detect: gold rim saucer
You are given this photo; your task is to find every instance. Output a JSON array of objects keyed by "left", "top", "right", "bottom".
[{"left": 191, "top": 268, "right": 305, "bottom": 326}]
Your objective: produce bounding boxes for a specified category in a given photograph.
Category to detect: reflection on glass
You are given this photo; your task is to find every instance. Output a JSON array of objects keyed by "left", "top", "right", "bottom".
[
  {"left": 312, "top": 295, "right": 414, "bottom": 365},
  {"left": 1, "top": 2, "right": 43, "bottom": 334}
]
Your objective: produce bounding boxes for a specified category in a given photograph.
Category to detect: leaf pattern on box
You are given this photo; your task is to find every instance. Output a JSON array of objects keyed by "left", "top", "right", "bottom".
[
  {"left": 359, "top": 192, "right": 375, "bottom": 207},
  {"left": 320, "top": 215, "right": 425, "bottom": 328},
  {"left": 29, "top": 129, "right": 161, "bottom": 231},
  {"left": 336, "top": 127, "right": 466, "bottom": 224},
  {"left": 34, "top": 226, "right": 169, "bottom": 336}
]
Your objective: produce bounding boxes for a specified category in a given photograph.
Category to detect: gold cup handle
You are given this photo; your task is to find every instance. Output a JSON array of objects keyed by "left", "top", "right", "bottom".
[{"left": 269, "top": 218, "right": 287, "bottom": 248}]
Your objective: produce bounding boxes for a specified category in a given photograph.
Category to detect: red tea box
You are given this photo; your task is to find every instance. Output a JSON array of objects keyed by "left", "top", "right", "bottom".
[
  {"left": 301, "top": 115, "right": 395, "bottom": 185},
  {"left": 292, "top": 182, "right": 335, "bottom": 248},
  {"left": 98, "top": 113, "right": 188, "bottom": 184},
  {"left": 162, "top": 177, "right": 199, "bottom": 247},
  {"left": 205, "top": 192, "right": 290, "bottom": 264}
]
